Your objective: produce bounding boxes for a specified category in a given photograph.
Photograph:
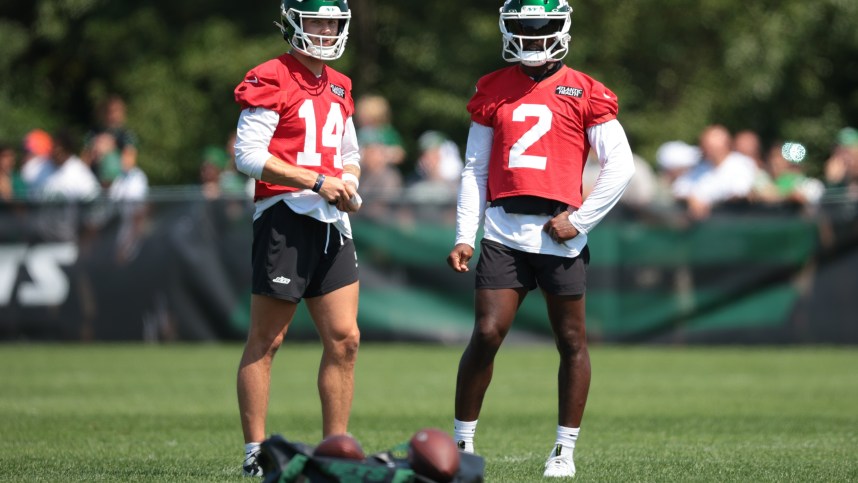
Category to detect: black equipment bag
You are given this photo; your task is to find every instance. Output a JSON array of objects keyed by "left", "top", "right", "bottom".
[{"left": 259, "top": 434, "right": 485, "bottom": 483}]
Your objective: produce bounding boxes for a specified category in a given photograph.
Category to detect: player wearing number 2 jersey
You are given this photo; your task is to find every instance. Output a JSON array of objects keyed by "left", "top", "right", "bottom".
[
  {"left": 448, "top": 0, "right": 635, "bottom": 478},
  {"left": 232, "top": 0, "right": 361, "bottom": 477}
]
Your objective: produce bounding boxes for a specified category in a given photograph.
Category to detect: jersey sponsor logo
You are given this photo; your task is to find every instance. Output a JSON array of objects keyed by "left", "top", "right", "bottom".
[
  {"left": 329, "top": 83, "right": 346, "bottom": 99},
  {"left": 555, "top": 85, "right": 583, "bottom": 98}
]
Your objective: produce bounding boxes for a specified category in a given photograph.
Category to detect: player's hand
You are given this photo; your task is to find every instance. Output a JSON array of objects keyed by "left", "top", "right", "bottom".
[
  {"left": 543, "top": 211, "right": 579, "bottom": 243},
  {"left": 317, "top": 175, "right": 359, "bottom": 212},
  {"left": 317, "top": 174, "right": 348, "bottom": 202},
  {"left": 447, "top": 243, "right": 474, "bottom": 273},
  {"left": 333, "top": 180, "right": 361, "bottom": 213},
  {"left": 338, "top": 192, "right": 362, "bottom": 213}
]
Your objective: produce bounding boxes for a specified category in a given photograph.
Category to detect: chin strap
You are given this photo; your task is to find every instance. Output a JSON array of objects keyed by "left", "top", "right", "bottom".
[{"left": 527, "top": 61, "right": 563, "bottom": 82}]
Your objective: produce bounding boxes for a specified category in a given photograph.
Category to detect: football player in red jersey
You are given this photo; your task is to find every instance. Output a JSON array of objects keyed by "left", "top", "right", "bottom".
[
  {"left": 232, "top": 0, "right": 361, "bottom": 477},
  {"left": 447, "top": 0, "right": 635, "bottom": 478}
]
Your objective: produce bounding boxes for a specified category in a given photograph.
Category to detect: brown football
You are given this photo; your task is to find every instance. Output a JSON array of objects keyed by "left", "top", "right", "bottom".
[
  {"left": 407, "top": 428, "right": 460, "bottom": 483},
  {"left": 313, "top": 433, "right": 366, "bottom": 460}
]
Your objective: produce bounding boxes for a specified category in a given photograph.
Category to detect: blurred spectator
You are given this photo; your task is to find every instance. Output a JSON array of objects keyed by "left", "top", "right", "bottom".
[
  {"left": 77, "top": 132, "right": 150, "bottom": 269},
  {"left": 765, "top": 141, "right": 824, "bottom": 208},
  {"left": 824, "top": 127, "right": 858, "bottom": 200},
  {"left": 88, "top": 132, "right": 124, "bottom": 188},
  {"left": 734, "top": 130, "right": 763, "bottom": 166},
  {"left": 109, "top": 142, "right": 150, "bottom": 265},
  {"left": 29, "top": 129, "right": 100, "bottom": 201},
  {"left": 654, "top": 140, "right": 700, "bottom": 205},
  {"left": 108, "top": 144, "right": 149, "bottom": 202},
  {"left": 200, "top": 145, "right": 229, "bottom": 199},
  {"left": 672, "top": 125, "right": 757, "bottom": 219},
  {"left": 734, "top": 129, "right": 777, "bottom": 201},
  {"left": 404, "top": 130, "right": 463, "bottom": 204},
  {"left": 733, "top": 129, "right": 775, "bottom": 199},
  {"left": 355, "top": 94, "right": 406, "bottom": 166},
  {"left": 83, "top": 95, "right": 139, "bottom": 180},
  {"left": 0, "top": 143, "right": 27, "bottom": 201},
  {"left": 19, "top": 129, "right": 53, "bottom": 188},
  {"left": 355, "top": 128, "right": 403, "bottom": 218}
]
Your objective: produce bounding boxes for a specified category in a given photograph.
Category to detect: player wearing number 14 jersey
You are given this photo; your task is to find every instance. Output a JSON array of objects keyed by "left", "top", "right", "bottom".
[
  {"left": 447, "top": 0, "right": 635, "bottom": 479},
  {"left": 232, "top": 0, "right": 362, "bottom": 477}
]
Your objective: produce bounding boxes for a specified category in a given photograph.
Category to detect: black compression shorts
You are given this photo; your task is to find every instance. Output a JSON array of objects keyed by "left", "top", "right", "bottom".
[
  {"left": 251, "top": 202, "right": 358, "bottom": 302},
  {"left": 475, "top": 239, "right": 589, "bottom": 296}
]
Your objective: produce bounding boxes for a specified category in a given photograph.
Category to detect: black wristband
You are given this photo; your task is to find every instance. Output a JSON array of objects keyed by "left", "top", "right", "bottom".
[{"left": 311, "top": 174, "right": 325, "bottom": 193}]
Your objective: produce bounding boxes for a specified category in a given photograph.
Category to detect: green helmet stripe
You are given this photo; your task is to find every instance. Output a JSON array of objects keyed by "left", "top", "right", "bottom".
[
  {"left": 502, "top": 0, "right": 570, "bottom": 14},
  {"left": 282, "top": 0, "right": 349, "bottom": 13}
]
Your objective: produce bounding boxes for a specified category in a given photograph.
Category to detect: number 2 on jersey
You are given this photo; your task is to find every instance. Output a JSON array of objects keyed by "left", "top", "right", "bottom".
[
  {"left": 509, "top": 104, "right": 552, "bottom": 170},
  {"left": 296, "top": 100, "right": 344, "bottom": 168}
]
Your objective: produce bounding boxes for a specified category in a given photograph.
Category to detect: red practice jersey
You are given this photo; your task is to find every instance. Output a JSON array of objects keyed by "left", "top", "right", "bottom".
[
  {"left": 467, "top": 64, "right": 618, "bottom": 208},
  {"left": 235, "top": 53, "right": 354, "bottom": 201}
]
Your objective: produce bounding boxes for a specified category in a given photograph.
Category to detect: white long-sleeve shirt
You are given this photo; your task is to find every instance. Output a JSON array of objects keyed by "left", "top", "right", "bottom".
[
  {"left": 234, "top": 107, "right": 360, "bottom": 237},
  {"left": 455, "top": 119, "right": 635, "bottom": 258}
]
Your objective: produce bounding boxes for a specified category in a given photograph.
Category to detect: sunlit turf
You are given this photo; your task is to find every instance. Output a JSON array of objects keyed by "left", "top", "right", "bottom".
[{"left": 1, "top": 343, "right": 855, "bottom": 481}]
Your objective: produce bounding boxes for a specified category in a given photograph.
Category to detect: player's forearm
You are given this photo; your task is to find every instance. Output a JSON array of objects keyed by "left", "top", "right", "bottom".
[{"left": 259, "top": 156, "right": 320, "bottom": 190}]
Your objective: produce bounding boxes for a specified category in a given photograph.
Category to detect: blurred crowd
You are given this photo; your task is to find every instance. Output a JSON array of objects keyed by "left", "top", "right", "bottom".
[
  {"left": 1, "top": 95, "right": 148, "bottom": 203},
  {"left": 583, "top": 124, "right": 855, "bottom": 221},
  {"left": 3, "top": 92, "right": 857, "bottom": 225}
]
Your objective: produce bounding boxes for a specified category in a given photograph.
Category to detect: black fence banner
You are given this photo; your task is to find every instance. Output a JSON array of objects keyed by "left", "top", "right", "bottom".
[{"left": 1, "top": 197, "right": 857, "bottom": 344}]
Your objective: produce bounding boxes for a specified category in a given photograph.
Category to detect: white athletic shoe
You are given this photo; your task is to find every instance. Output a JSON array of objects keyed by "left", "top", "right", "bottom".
[
  {"left": 243, "top": 449, "right": 263, "bottom": 477},
  {"left": 457, "top": 440, "right": 475, "bottom": 454},
  {"left": 543, "top": 444, "right": 575, "bottom": 478}
]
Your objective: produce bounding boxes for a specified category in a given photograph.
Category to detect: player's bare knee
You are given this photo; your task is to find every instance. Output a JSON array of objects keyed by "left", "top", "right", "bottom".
[
  {"left": 247, "top": 329, "right": 286, "bottom": 359},
  {"left": 341, "top": 329, "right": 360, "bottom": 360},
  {"left": 554, "top": 328, "right": 587, "bottom": 357},
  {"left": 326, "top": 327, "right": 360, "bottom": 362},
  {"left": 472, "top": 322, "right": 506, "bottom": 351}
]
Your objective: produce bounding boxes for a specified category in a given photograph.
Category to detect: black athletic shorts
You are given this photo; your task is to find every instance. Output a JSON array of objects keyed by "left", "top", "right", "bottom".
[
  {"left": 251, "top": 202, "right": 358, "bottom": 302},
  {"left": 475, "top": 239, "right": 589, "bottom": 296}
]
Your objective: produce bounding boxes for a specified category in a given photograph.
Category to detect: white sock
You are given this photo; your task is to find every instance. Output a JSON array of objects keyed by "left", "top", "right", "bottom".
[
  {"left": 454, "top": 419, "right": 478, "bottom": 447},
  {"left": 245, "top": 442, "right": 261, "bottom": 456},
  {"left": 555, "top": 425, "right": 579, "bottom": 453}
]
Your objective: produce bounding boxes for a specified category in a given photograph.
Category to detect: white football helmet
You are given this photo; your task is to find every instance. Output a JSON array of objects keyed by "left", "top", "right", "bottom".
[
  {"left": 500, "top": 0, "right": 572, "bottom": 67},
  {"left": 276, "top": 0, "right": 351, "bottom": 61}
]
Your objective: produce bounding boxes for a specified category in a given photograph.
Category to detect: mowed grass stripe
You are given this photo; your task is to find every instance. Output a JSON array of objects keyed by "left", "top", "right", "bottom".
[{"left": 0, "top": 344, "right": 855, "bottom": 482}]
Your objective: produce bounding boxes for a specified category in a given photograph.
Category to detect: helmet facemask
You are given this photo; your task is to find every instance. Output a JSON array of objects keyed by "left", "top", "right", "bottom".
[
  {"left": 276, "top": 4, "right": 351, "bottom": 61},
  {"left": 500, "top": 5, "right": 571, "bottom": 66}
]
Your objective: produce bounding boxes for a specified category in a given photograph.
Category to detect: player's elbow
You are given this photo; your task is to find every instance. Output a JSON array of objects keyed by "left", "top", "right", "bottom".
[
  {"left": 234, "top": 146, "right": 269, "bottom": 180},
  {"left": 624, "top": 161, "right": 636, "bottom": 184}
]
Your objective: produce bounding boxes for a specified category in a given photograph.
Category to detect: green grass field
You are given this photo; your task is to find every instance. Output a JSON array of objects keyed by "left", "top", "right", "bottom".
[{"left": 1, "top": 343, "right": 856, "bottom": 482}]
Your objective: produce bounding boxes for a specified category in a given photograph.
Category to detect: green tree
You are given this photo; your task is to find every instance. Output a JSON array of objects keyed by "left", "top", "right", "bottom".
[{"left": 1, "top": 0, "right": 856, "bottom": 183}]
